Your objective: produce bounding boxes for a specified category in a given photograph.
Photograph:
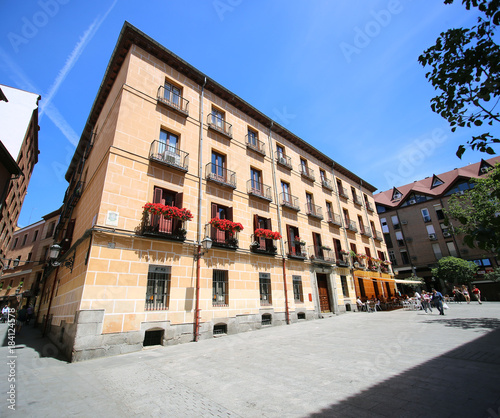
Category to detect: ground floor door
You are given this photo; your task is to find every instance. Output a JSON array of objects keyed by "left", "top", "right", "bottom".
[{"left": 317, "top": 273, "right": 331, "bottom": 313}]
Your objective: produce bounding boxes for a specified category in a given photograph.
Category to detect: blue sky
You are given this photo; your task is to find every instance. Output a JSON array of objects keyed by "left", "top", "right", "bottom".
[{"left": 0, "top": 0, "right": 497, "bottom": 227}]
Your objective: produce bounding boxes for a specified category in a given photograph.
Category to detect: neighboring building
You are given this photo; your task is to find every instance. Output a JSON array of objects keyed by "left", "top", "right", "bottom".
[
  {"left": 374, "top": 157, "right": 500, "bottom": 299},
  {"left": 38, "top": 22, "right": 392, "bottom": 361},
  {"left": 0, "top": 85, "right": 40, "bottom": 265},
  {"left": 0, "top": 209, "right": 60, "bottom": 310}
]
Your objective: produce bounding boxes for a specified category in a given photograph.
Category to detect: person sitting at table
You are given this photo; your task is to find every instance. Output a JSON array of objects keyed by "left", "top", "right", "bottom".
[{"left": 356, "top": 297, "right": 366, "bottom": 312}]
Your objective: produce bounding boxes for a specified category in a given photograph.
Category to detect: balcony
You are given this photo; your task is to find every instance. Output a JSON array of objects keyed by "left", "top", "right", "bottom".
[
  {"left": 276, "top": 154, "right": 292, "bottom": 170},
  {"left": 305, "top": 203, "right": 323, "bottom": 220},
  {"left": 250, "top": 234, "right": 277, "bottom": 256},
  {"left": 286, "top": 241, "right": 307, "bottom": 260},
  {"left": 300, "top": 165, "right": 315, "bottom": 182},
  {"left": 327, "top": 212, "right": 342, "bottom": 227},
  {"left": 373, "top": 230, "right": 384, "bottom": 241},
  {"left": 308, "top": 245, "right": 335, "bottom": 264},
  {"left": 337, "top": 254, "right": 350, "bottom": 268},
  {"left": 360, "top": 227, "right": 372, "bottom": 238},
  {"left": 157, "top": 85, "right": 189, "bottom": 116},
  {"left": 442, "top": 229, "right": 452, "bottom": 238},
  {"left": 149, "top": 141, "right": 189, "bottom": 172},
  {"left": 206, "top": 224, "right": 239, "bottom": 250},
  {"left": 321, "top": 178, "right": 334, "bottom": 191},
  {"left": 142, "top": 216, "right": 187, "bottom": 242},
  {"left": 353, "top": 194, "right": 363, "bottom": 206},
  {"left": 206, "top": 163, "right": 237, "bottom": 189},
  {"left": 338, "top": 187, "right": 349, "bottom": 199},
  {"left": 207, "top": 113, "right": 232, "bottom": 139},
  {"left": 280, "top": 193, "right": 300, "bottom": 211},
  {"left": 65, "top": 180, "right": 85, "bottom": 208},
  {"left": 246, "top": 135, "right": 266, "bottom": 156},
  {"left": 347, "top": 221, "right": 358, "bottom": 233},
  {"left": 366, "top": 201, "right": 374, "bottom": 212},
  {"left": 247, "top": 180, "right": 272, "bottom": 202}
]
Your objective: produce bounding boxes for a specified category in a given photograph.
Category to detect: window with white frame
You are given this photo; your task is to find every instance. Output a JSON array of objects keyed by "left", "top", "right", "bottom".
[
  {"left": 432, "top": 243, "right": 443, "bottom": 259},
  {"left": 395, "top": 231, "right": 404, "bottom": 246},
  {"left": 391, "top": 215, "right": 400, "bottom": 229},
  {"left": 380, "top": 218, "right": 389, "bottom": 234},
  {"left": 293, "top": 275, "right": 303, "bottom": 302},
  {"left": 421, "top": 208, "right": 431, "bottom": 222},
  {"left": 446, "top": 241, "right": 458, "bottom": 257}
]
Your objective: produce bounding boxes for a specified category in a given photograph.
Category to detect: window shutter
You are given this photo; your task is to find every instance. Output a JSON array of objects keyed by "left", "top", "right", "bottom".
[
  {"left": 153, "top": 187, "right": 163, "bottom": 203},
  {"left": 227, "top": 207, "right": 233, "bottom": 221},
  {"left": 266, "top": 218, "right": 272, "bottom": 230},
  {"left": 174, "top": 192, "right": 183, "bottom": 208},
  {"left": 286, "top": 225, "right": 292, "bottom": 253},
  {"left": 210, "top": 203, "right": 217, "bottom": 238},
  {"left": 253, "top": 214, "right": 259, "bottom": 231},
  {"left": 312, "top": 233, "right": 318, "bottom": 249}
]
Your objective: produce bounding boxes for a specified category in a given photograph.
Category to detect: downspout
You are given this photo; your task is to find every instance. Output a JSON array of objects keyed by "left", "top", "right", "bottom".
[
  {"left": 267, "top": 122, "right": 289, "bottom": 325},
  {"left": 194, "top": 77, "right": 207, "bottom": 342}
]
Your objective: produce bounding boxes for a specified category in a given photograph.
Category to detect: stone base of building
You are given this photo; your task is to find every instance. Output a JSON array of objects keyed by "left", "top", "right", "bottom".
[{"left": 43, "top": 308, "right": 319, "bottom": 362}]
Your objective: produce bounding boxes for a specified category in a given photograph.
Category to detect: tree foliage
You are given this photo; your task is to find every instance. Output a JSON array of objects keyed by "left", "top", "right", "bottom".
[
  {"left": 418, "top": 0, "right": 500, "bottom": 158},
  {"left": 431, "top": 256, "right": 479, "bottom": 284},
  {"left": 484, "top": 267, "right": 500, "bottom": 281},
  {"left": 445, "top": 163, "right": 500, "bottom": 252}
]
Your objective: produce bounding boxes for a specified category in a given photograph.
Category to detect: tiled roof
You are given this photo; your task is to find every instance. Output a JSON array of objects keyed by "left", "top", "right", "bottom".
[{"left": 374, "top": 156, "right": 500, "bottom": 208}]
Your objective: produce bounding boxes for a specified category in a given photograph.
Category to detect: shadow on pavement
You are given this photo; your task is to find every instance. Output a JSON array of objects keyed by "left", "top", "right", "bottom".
[
  {"left": 423, "top": 317, "right": 500, "bottom": 331},
  {"left": 309, "top": 328, "right": 500, "bottom": 418},
  {"left": 1, "top": 323, "right": 68, "bottom": 362}
]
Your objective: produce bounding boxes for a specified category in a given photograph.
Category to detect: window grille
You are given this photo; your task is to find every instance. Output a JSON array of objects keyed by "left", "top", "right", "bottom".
[
  {"left": 293, "top": 275, "right": 303, "bottom": 302},
  {"left": 145, "top": 266, "right": 171, "bottom": 310},
  {"left": 213, "top": 270, "right": 228, "bottom": 305}
]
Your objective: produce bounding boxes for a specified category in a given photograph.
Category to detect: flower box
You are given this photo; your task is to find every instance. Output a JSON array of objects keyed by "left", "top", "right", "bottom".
[
  {"left": 209, "top": 218, "right": 244, "bottom": 232},
  {"left": 254, "top": 228, "right": 281, "bottom": 240},
  {"left": 143, "top": 203, "right": 193, "bottom": 221}
]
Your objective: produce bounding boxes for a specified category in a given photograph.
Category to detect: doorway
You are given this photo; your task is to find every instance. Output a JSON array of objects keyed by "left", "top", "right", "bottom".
[{"left": 317, "top": 273, "right": 331, "bottom": 313}]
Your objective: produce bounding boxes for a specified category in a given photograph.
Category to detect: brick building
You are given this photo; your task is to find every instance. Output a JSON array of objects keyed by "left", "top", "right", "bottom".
[
  {"left": 374, "top": 157, "right": 500, "bottom": 299},
  {"left": 38, "top": 22, "right": 392, "bottom": 361}
]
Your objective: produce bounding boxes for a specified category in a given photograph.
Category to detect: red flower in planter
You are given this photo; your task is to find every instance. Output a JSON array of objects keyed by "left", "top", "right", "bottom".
[
  {"left": 209, "top": 218, "right": 244, "bottom": 232},
  {"left": 254, "top": 228, "right": 281, "bottom": 240},
  {"left": 143, "top": 203, "right": 193, "bottom": 221}
]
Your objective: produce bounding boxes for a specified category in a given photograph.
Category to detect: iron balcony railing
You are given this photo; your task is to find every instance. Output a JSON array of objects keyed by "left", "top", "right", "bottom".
[
  {"left": 65, "top": 180, "right": 85, "bottom": 208},
  {"left": 327, "top": 212, "right": 342, "bottom": 226},
  {"left": 347, "top": 221, "right": 358, "bottom": 233},
  {"left": 206, "top": 163, "right": 237, "bottom": 189},
  {"left": 338, "top": 186, "right": 349, "bottom": 199},
  {"left": 157, "top": 85, "right": 189, "bottom": 116},
  {"left": 305, "top": 203, "right": 323, "bottom": 220},
  {"left": 142, "top": 216, "right": 187, "bottom": 242},
  {"left": 247, "top": 180, "right": 272, "bottom": 201},
  {"left": 245, "top": 134, "right": 266, "bottom": 155},
  {"left": 206, "top": 224, "right": 239, "bottom": 249},
  {"left": 207, "top": 113, "right": 232, "bottom": 138},
  {"left": 149, "top": 141, "right": 189, "bottom": 172},
  {"left": 280, "top": 193, "right": 300, "bottom": 211},
  {"left": 276, "top": 154, "right": 292, "bottom": 169},
  {"left": 373, "top": 230, "right": 384, "bottom": 241},
  {"left": 353, "top": 194, "right": 363, "bottom": 206},
  {"left": 308, "top": 245, "right": 335, "bottom": 264},
  {"left": 366, "top": 201, "right": 374, "bottom": 212},
  {"left": 300, "top": 165, "right": 315, "bottom": 181},
  {"left": 286, "top": 241, "right": 307, "bottom": 260},
  {"left": 250, "top": 234, "right": 278, "bottom": 255},
  {"left": 321, "top": 177, "right": 333, "bottom": 191},
  {"left": 360, "top": 226, "right": 372, "bottom": 237},
  {"left": 337, "top": 253, "right": 350, "bottom": 267}
]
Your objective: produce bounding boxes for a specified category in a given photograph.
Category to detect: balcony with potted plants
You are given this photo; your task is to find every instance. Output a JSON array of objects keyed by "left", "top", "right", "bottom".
[
  {"left": 207, "top": 218, "right": 243, "bottom": 250},
  {"left": 300, "top": 165, "right": 315, "bottom": 182},
  {"left": 207, "top": 113, "right": 232, "bottom": 139},
  {"left": 280, "top": 193, "right": 300, "bottom": 212},
  {"left": 276, "top": 154, "right": 292, "bottom": 170},
  {"left": 141, "top": 203, "right": 192, "bottom": 241},
  {"left": 206, "top": 163, "right": 237, "bottom": 189},
  {"left": 149, "top": 141, "right": 189, "bottom": 172},
  {"left": 247, "top": 180, "right": 272, "bottom": 202},
  {"left": 246, "top": 134, "right": 266, "bottom": 156},
  {"left": 250, "top": 229, "right": 280, "bottom": 256},
  {"left": 338, "top": 250, "right": 350, "bottom": 267},
  {"left": 305, "top": 203, "right": 323, "bottom": 220},
  {"left": 309, "top": 245, "right": 335, "bottom": 264},
  {"left": 327, "top": 212, "right": 342, "bottom": 227},
  {"left": 157, "top": 85, "right": 189, "bottom": 116},
  {"left": 286, "top": 238, "right": 307, "bottom": 260}
]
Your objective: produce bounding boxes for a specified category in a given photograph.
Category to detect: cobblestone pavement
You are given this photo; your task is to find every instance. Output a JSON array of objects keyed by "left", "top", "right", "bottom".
[{"left": 1, "top": 303, "right": 500, "bottom": 417}]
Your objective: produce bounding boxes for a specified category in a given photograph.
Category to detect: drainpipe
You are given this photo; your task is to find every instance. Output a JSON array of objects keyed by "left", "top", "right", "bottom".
[
  {"left": 267, "top": 123, "right": 289, "bottom": 325},
  {"left": 194, "top": 77, "right": 207, "bottom": 342}
]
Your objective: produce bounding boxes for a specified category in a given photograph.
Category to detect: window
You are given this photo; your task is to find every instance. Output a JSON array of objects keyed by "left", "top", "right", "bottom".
[
  {"left": 392, "top": 188, "right": 403, "bottom": 200},
  {"left": 46, "top": 222, "right": 56, "bottom": 239},
  {"left": 286, "top": 225, "right": 303, "bottom": 257},
  {"left": 211, "top": 108, "right": 225, "bottom": 128},
  {"left": 247, "top": 128, "right": 258, "bottom": 146},
  {"left": 389, "top": 250, "right": 397, "bottom": 266},
  {"left": 159, "top": 129, "right": 179, "bottom": 154},
  {"left": 400, "top": 250, "right": 410, "bottom": 265},
  {"left": 341, "top": 276, "right": 349, "bottom": 297},
  {"left": 358, "top": 216, "right": 365, "bottom": 234},
  {"left": 253, "top": 214, "right": 274, "bottom": 252},
  {"left": 27, "top": 253, "right": 32, "bottom": 262},
  {"left": 380, "top": 218, "right": 389, "bottom": 234},
  {"left": 351, "top": 187, "right": 357, "bottom": 201},
  {"left": 32, "top": 230, "right": 38, "bottom": 242},
  {"left": 250, "top": 168, "right": 262, "bottom": 193},
  {"left": 276, "top": 144, "right": 285, "bottom": 159},
  {"left": 145, "top": 265, "right": 171, "bottom": 310},
  {"left": 306, "top": 192, "right": 314, "bottom": 212},
  {"left": 395, "top": 231, "right": 404, "bottom": 246},
  {"left": 358, "top": 277, "right": 366, "bottom": 298},
  {"left": 21, "top": 234, "right": 27, "bottom": 246},
  {"left": 320, "top": 169, "right": 326, "bottom": 182},
  {"left": 343, "top": 209, "right": 350, "bottom": 225},
  {"left": 12, "top": 238, "right": 18, "bottom": 249},
  {"left": 259, "top": 273, "right": 272, "bottom": 305},
  {"left": 213, "top": 270, "right": 228, "bottom": 305},
  {"left": 293, "top": 275, "right": 303, "bottom": 302},
  {"left": 300, "top": 158, "right": 308, "bottom": 175},
  {"left": 445, "top": 180, "right": 474, "bottom": 196},
  {"left": 333, "top": 238, "right": 343, "bottom": 260},
  {"left": 163, "top": 81, "right": 181, "bottom": 107},
  {"left": 391, "top": 215, "right": 400, "bottom": 230},
  {"left": 446, "top": 241, "right": 458, "bottom": 257},
  {"left": 210, "top": 203, "right": 233, "bottom": 244},
  {"left": 435, "top": 208, "right": 445, "bottom": 220},
  {"left": 432, "top": 243, "right": 443, "bottom": 260},
  {"left": 326, "top": 202, "right": 333, "bottom": 219},
  {"left": 426, "top": 225, "right": 436, "bottom": 236},
  {"left": 150, "top": 187, "right": 183, "bottom": 235},
  {"left": 421, "top": 208, "right": 431, "bottom": 223},
  {"left": 281, "top": 181, "right": 291, "bottom": 203}
]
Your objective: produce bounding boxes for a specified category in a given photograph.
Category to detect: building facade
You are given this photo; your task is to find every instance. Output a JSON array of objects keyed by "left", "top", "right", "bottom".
[
  {"left": 0, "top": 85, "right": 40, "bottom": 266},
  {"left": 374, "top": 157, "right": 500, "bottom": 299},
  {"left": 38, "top": 22, "right": 392, "bottom": 361}
]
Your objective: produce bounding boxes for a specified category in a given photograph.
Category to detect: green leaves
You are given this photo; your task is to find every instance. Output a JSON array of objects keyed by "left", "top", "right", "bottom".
[{"left": 431, "top": 256, "right": 479, "bottom": 285}]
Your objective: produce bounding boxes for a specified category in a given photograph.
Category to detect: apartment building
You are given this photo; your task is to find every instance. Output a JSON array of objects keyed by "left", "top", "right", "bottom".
[
  {"left": 0, "top": 85, "right": 40, "bottom": 265},
  {"left": 0, "top": 210, "right": 60, "bottom": 310},
  {"left": 374, "top": 157, "right": 500, "bottom": 299},
  {"left": 37, "top": 22, "right": 392, "bottom": 361}
]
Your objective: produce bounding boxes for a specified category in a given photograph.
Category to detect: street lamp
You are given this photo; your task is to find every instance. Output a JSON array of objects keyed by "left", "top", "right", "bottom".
[
  {"left": 194, "top": 236, "right": 212, "bottom": 260},
  {"left": 49, "top": 244, "right": 74, "bottom": 273}
]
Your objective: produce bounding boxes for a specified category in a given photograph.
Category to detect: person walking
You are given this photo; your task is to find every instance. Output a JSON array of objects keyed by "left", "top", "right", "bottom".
[
  {"left": 421, "top": 290, "right": 433, "bottom": 314},
  {"left": 462, "top": 285, "right": 470, "bottom": 304},
  {"left": 432, "top": 289, "right": 445, "bottom": 316},
  {"left": 472, "top": 286, "right": 482, "bottom": 304}
]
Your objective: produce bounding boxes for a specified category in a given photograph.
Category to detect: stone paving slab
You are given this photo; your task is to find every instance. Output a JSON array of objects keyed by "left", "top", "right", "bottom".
[{"left": 1, "top": 303, "right": 500, "bottom": 417}]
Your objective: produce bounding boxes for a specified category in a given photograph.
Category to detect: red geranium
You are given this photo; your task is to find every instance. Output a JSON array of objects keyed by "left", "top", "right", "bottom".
[
  {"left": 254, "top": 228, "right": 281, "bottom": 240},
  {"left": 143, "top": 203, "right": 193, "bottom": 221},
  {"left": 209, "top": 218, "right": 244, "bottom": 232}
]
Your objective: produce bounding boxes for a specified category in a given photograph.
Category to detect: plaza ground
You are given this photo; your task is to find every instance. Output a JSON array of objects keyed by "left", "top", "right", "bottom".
[{"left": 1, "top": 302, "right": 499, "bottom": 417}]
